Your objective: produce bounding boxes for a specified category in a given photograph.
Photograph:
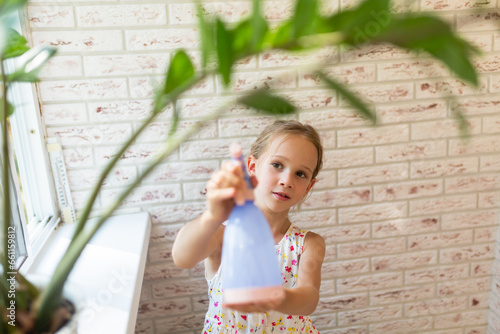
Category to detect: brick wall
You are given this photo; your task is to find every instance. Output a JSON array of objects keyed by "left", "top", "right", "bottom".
[{"left": 23, "top": 0, "right": 500, "bottom": 333}]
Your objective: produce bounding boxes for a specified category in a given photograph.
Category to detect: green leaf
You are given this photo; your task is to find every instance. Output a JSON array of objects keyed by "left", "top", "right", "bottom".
[
  {"left": 292, "top": 0, "right": 319, "bottom": 38},
  {"left": 375, "top": 15, "right": 479, "bottom": 86},
  {"left": 165, "top": 50, "right": 195, "bottom": 95},
  {"left": 324, "top": 0, "right": 392, "bottom": 46},
  {"left": 265, "top": 21, "right": 294, "bottom": 49},
  {"left": 0, "top": 98, "right": 14, "bottom": 118},
  {"left": 232, "top": 19, "right": 253, "bottom": 56},
  {"left": 239, "top": 89, "right": 296, "bottom": 115},
  {"left": 250, "top": 0, "right": 268, "bottom": 52},
  {"left": 216, "top": 18, "right": 232, "bottom": 86},
  {"left": 197, "top": 3, "right": 215, "bottom": 69},
  {"left": 1, "top": 28, "right": 29, "bottom": 60},
  {"left": 317, "top": 71, "right": 376, "bottom": 124},
  {"left": 6, "top": 46, "right": 56, "bottom": 83},
  {"left": 0, "top": 0, "right": 29, "bottom": 17}
]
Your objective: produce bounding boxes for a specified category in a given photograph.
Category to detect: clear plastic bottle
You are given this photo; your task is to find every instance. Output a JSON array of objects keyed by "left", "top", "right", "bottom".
[{"left": 221, "top": 144, "right": 285, "bottom": 307}]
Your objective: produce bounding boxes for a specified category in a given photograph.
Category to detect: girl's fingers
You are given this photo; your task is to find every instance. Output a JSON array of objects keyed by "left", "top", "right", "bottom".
[{"left": 207, "top": 187, "right": 236, "bottom": 201}]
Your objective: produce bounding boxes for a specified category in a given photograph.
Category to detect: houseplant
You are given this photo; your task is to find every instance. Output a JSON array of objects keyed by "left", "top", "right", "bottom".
[{"left": 1, "top": 0, "right": 480, "bottom": 332}]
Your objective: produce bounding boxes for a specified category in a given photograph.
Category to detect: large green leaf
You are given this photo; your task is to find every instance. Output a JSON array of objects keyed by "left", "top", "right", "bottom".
[
  {"left": 321, "top": 0, "right": 391, "bottom": 45},
  {"left": 196, "top": 3, "right": 215, "bottom": 70},
  {"left": 292, "top": 0, "right": 319, "bottom": 38},
  {"left": 239, "top": 89, "right": 296, "bottom": 115},
  {"left": 1, "top": 28, "right": 29, "bottom": 60},
  {"left": 216, "top": 18, "right": 232, "bottom": 86},
  {"left": 375, "top": 15, "right": 480, "bottom": 86},
  {"left": 318, "top": 71, "right": 376, "bottom": 124},
  {"left": 164, "top": 50, "right": 194, "bottom": 95},
  {"left": 0, "top": 98, "right": 14, "bottom": 118},
  {"left": 250, "top": 0, "right": 268, "bottom": 52},
  {"left": 0, "top": 0, "right": 29, "bottom": 17}
]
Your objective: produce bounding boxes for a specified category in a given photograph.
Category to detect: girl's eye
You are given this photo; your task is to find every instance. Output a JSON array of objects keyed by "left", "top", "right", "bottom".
[
  {"left": 297, "top": 171, "right": 307, "bottom": 178},
  {"left": 272, "top": 162, "right": 282, "bottom": 169}
]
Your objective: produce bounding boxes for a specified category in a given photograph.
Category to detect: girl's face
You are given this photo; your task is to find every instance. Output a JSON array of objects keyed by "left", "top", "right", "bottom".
[{"left": 248, "top": 134, "right": 318, "bottom": 215}]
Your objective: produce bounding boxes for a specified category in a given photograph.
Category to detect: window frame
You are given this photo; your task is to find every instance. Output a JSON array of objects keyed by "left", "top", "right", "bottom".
[{"left": 4, "top": 10, "right": 60, "bottom": 271}]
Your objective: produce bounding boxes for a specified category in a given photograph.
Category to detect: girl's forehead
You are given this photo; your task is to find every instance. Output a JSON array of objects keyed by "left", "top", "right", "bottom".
[{"left": 264, "top": 134, "right": 317, "bottom": 164}]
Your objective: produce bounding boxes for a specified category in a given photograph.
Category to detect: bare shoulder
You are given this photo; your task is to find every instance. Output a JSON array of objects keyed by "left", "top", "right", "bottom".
[{"left": 303, "top": 231, "right": 325, "bottom": 254}]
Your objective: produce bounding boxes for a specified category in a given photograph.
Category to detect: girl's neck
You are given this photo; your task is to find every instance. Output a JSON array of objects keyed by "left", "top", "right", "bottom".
[{"left": 263, "top": 211, "right": 291, "bottom": 243}]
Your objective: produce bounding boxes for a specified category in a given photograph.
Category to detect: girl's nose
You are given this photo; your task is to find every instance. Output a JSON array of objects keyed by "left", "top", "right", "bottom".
[{"left": 279, "top": 173, "right": 293, "bottom": 188}]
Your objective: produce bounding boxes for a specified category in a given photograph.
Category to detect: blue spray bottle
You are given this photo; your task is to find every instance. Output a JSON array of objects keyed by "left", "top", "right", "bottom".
[{"left": 221, "top": 144, "right": 284, "bottom": 308}]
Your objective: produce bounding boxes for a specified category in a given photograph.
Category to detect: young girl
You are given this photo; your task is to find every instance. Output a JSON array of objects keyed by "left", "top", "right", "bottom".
[{"left": 172, "top": 120, "right": 325, "bottom": 334}]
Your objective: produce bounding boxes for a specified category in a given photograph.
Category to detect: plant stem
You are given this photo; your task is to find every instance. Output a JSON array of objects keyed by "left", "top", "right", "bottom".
[
  {"left": 70, "top": 74, "right": 206, "bottom": 244},
  {"left": 34, "top": 98, "right": 232, "bottom": 330}
]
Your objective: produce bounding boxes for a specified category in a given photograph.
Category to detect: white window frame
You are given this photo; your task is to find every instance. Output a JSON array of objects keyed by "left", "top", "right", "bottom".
[{"left": 5, "top": 11, "right": 60, "bottom": 271}]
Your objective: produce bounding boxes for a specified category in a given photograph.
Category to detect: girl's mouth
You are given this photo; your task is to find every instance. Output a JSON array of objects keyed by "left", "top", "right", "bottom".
[{"left": 273, "top": 192, "right": 291, "bottom": 201}]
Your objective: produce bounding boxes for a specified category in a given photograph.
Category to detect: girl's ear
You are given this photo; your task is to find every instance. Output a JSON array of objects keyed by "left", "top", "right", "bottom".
[
  {"left": 247, "top": 155, "right": 257, "bottom": 176},
  {"left": 305, "top": 178, "right": 317, "bottom": 195}
]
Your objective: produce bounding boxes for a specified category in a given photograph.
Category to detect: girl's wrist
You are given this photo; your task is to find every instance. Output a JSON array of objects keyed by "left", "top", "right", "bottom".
[{"left": 200, "top": 210, "right": 223, "bottom": 228}]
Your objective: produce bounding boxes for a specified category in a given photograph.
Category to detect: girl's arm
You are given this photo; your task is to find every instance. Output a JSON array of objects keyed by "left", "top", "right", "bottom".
[
  {"left": 276, "top": 232, "right": 326, "bottom": 315},
  {"left": 172, "top": 160, "right": 248, "bottom": 269}
]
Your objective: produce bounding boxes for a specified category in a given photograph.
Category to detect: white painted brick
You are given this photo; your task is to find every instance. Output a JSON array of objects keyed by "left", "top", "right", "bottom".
[
  {"left": 94, "top": 143, "right": 176, "bottom": 166},
  {"left": 84, "top": 54, "right": 169, "bottom": 76},
  {"left": 472, "top": 260, "right": 494, "bottom": 277},
  {"left": 181, "top": 137, "right": 254, "bottom": 160},
  {"left": 301, "top": 109, "right": 369, "bottom": 130},
  {"left": 143, "top": 161, "right": 218, "bottom": 183},
  {"left": 67, "top": 166, "right": 137, "bottom": 191},
  {"left": 338, "top": 237, "right": 405, "bottom": 259},
  {"left": 42, "top": 103, "right": 88, "bottom": 125},
  {"left": 313, "top": 170, "right": 337, "bottom": 190},
  {"left": 129, "top": 75, "right": 215, "bottom": 98},
  {"left": 445, "top": 174, "right": 500, "bottom": 194},
  {"left": 32, "top": 30, "right": 124, "bottom": 52},
  {"left": 350, "top": 83, "right": 413, "bottom": 104},
  {"left": 442, "top": 210, "right": 499, "bottom": 230},
  {"left": 422, "top": 0, "right": 496, "bottom": 11},
  {"left": 288, "top": 208, "right": 337, "bottom": 228},
  {"left": 342, "top": 44, "right": 411, "bottom": 63},
  {"left": 149, "top": 203, "right": 205, "bottom": 225},
  {"left": 462, "top": 32, "right": 494, "bottom": 52},
  {"left": 223, "top": 69, "right": 297, "bottom": 92},
  {"left": 376, "top": 140, "right": 447, "bottom": 163},
  {"left": 369, "top": 317, "right": 432, "bottom": 334},
  {"left": 372, "top": 250, "right": 437, "bottom": 271},
  {"left": 62, "top": 147, "right": 94, "bottom": 168},
  {"left": 417, "top": 78, "right": 488, "bottom": 99},
  {"left": 27, "top": 5, "right": 75, "bottom": 28},
  {"left": 137, "top": 120, "right": 218, "bottom": 142},
  {"left": 479, "top": 191, "right": 500, "bottom": 208},
  {"left": 490, "top": 74, "right": 500, "bottom": 93},
  {"left": 286, "top": 89, "right": 338, "bottom": 110},
  {"left": 377, "top": 101, "right": 447, "bottom": 124},
  {"left": 154, "top": 313, "right": 205, "bottom": 333},
  {"left": 450, "top": 135, "right": 500, "bottom": 156},
  {"left": 337, "top": 272, "right": 403, "bottom": 293},
  {"left": 47, "top": 124, "right": 132, "bottom": 146},
  {"left": 317, "top": 294, "right": 368, "bottom": 312},
  {"left": 475, "top": 227, "right": 497, "bottom": 243},
  {"left": 411, "top": 118, "right": 481, "bottom": 140},
  {"left": 338, "top": 305, "right": 402, "bottom": 326},
  {"left": 411, "top": 157, "right": 479, "bottom": 179},
  {"left": 435, "top": 310, "right": 488, "bottom": 328},
  {"left": 337, "top": 124, "right": 409, "bottom": 147},
  {"left": 405, "top": 264, "right": 470, "bottom": 285},
  {"left": 305, "top": 187, "right": 371, "bottom": 209},
  {"left": 182, "top": 182, "right": 207, "bottom": 201},
  {"left": 148, "top": 223, "right": 183, "bottom": 245},
  {"left": 455, "top": 96, "right": 500, "bottom": 116},
  {"left": 480, "top": 155, "right": 500, "bottom": 172},
  {"left": 378, "top": 59, "right": 448, "bottom": 81},
  {"left": 137, "top": 297, "right": 191, "bottom": 318},
  {"left": 372, "top": 216, "right": 440, "bottom": 238},
  {"left": 77, "top": 4, "right": 166, "bottom": 27},
  {"left": 322, "top": 258, "right": 370, "bottom": 278},
  {"left": 299, "top": 64, "right": 376, "bottom": 87},
  {"left": 339, "top": 201, "right": 407, "bottom": 224},
  {"left": 177, "top": 96, "right": 236, "bottom": 118},
  {"left": 405, "top": 296, "right": 468, "bottom": 317},
  {"left": 101, "top": 183, "right": 182, "bottom": 207},
  {"left": 39, "top": 56, "right": 82, "bottom": 78},
  {"left": 338, "top": 163, "right": 408, "bottom": 186},
  {"left": 409, "top": 230, "right": 474, "bottom": 251},
  {"left": 370, "top": 284, "right": 435, "bottom": 306},
  {"left": 262, "top": 0, "right": 296, "bottom": 21},
  {"left": 126, "top": 28, "right": 199, "bottom": 51},
  {"left": 323, "top": 148, "right": 373, "bottom": 169},
  {"left": 440, "top": 244, "right": 495, "bottom": 264},
  {"left": 263, "top": 47, "right": 339, "bottom": 69},
  {"left": 317, "top": 224, "right": 370, "bottom": 244},
  {"left": 170, "top": 2, "right": 251, "bottom": 24},
  {"left": 39, "top": 79, "right": 128, "bottom": 102},
  {"left": 218, "top": 116, "right": 279, "bottom": 137},
  {"left": 88, "top": 100, "right": 158, "bottom": 122},
  {"left": 458, "top": 12, "right": 500, "bottom": 32},
  {"left": 410, "top": 194, "right": 477, "bottom": 216},
  {"left": 374, "top": 180, "right": 442, "bottom": 202}
]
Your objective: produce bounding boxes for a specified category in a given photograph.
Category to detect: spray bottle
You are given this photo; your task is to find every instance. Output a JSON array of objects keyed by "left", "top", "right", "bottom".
[{"left": 221, "top": 144, "right": 285, "bottom": 308}]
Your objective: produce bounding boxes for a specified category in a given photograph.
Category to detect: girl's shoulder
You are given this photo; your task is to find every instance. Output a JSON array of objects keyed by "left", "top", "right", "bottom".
[{"left": 303, "top": 230, "right": 326, "bottom": 254}]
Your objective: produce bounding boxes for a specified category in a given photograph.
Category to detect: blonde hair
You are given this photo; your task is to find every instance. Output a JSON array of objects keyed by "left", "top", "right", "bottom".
[{"left": 250, "top": 120, "right": 323, "bottom": 180}]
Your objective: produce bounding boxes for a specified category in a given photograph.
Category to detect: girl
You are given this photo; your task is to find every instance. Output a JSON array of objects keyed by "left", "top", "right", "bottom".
[{"left": 172, "top": 120, "right": 325, "bottom": 334}]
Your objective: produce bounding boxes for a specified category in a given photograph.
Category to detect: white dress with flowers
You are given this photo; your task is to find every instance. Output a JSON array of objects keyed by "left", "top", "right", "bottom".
[{"left": 202, "top": 224, "right": 320, "bottom": 334}]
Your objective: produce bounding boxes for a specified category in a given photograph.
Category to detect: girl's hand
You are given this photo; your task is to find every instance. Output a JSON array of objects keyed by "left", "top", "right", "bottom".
[
  {"left": 223, "top": 291, "right": 286, "bottom": 314},
  {"left": 204, "top": 159, "right": 254, "bottom": 224}
]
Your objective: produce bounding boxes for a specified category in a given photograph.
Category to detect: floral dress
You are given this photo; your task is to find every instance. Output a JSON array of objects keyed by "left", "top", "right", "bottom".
[{"left": 202, "top": 224, "right": 320, "bottom": 334}]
